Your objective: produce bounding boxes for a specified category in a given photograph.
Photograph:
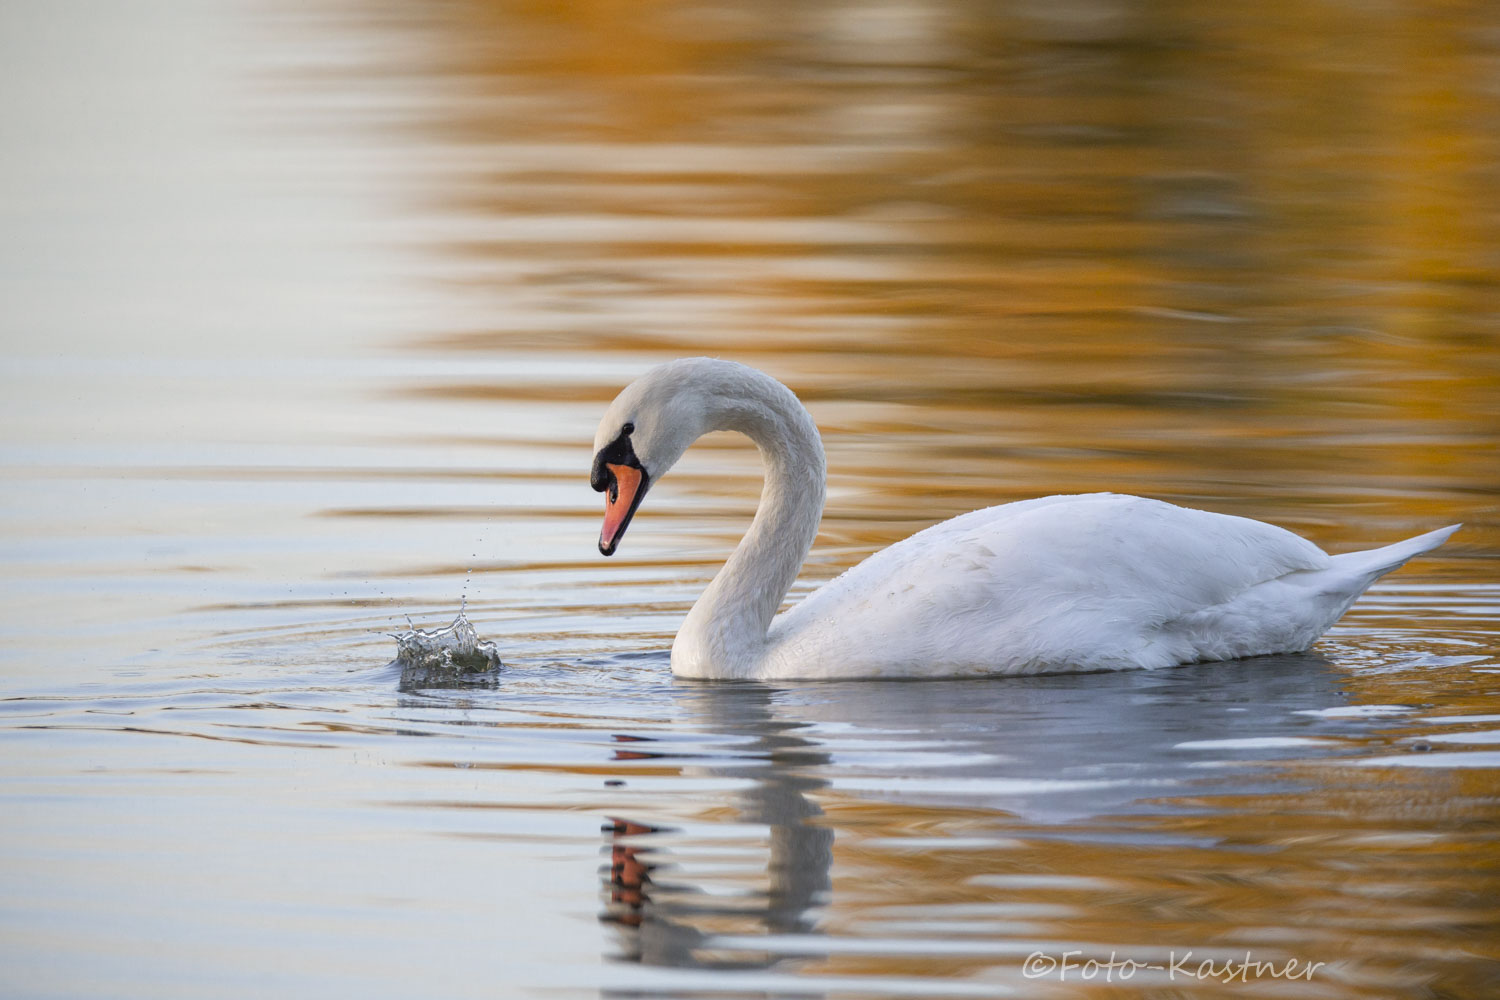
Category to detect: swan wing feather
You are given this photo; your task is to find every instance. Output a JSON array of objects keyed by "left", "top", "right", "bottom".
[{"left": 768, "top": 494, "right": 1330, "bottom": 677}]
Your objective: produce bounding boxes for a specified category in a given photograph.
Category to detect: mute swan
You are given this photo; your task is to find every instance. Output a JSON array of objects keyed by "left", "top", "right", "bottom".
[{"left": 590, "top": 358, "right": 1459, "bottom": 680}]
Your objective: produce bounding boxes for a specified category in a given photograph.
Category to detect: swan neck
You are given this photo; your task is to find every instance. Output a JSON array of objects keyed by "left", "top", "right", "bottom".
[{"left": 674, "top": 379, "right": 825, "bottom": 679}]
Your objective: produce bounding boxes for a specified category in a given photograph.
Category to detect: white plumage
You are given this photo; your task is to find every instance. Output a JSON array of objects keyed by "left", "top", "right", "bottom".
[{"left": 590, "top": 358, "right": 1459, "bottom": 681}]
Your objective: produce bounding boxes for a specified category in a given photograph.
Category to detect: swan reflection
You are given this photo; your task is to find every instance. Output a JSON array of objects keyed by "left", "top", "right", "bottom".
[
  {"left": 600, "top": 652, "right": 1350, "bottom": 978},
  {"left": 601, "top": 685, "right": 833, "bottom": 970}
]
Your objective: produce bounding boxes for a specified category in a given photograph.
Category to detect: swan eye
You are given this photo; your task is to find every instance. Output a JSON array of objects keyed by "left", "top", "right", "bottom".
[{"left": 622, "top": 422, "right": 635, "bottom": 435}]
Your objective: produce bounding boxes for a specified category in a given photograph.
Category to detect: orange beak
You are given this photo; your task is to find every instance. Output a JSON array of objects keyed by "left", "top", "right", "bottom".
[{"left": 600, "top": 462, "right": 645, "bottom": 556}]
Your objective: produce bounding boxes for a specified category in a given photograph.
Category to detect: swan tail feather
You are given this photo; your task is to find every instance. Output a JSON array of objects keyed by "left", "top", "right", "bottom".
[
  {"left": 1294, "top": 523, "right": 1462, "bottom": 631},
  {"left": 1327, "top": 523, "right": 1461, "bottom": 583}
]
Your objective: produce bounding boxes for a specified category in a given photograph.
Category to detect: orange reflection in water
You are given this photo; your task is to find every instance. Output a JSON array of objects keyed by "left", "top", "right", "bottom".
[
  {"left": 357, "top": 0, "right": 1498, "bottom": 548},
  {"left": 318, "top": 2, "right": 1500, "bottom": 996}
]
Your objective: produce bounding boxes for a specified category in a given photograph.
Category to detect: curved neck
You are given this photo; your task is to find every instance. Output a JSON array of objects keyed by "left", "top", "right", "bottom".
[{"left": 672, "top": 377, "right": 826, "bottom": 679}]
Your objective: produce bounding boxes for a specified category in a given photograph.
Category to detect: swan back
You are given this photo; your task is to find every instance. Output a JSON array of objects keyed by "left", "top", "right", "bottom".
[{"left": 762, "top": 494, "right": 1334, "bottom": 678}]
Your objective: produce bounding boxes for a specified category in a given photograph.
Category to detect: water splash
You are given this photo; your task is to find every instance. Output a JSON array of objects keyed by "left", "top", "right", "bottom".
[{"left": 391, "top": 611, "right": 502, "bottom": 688}]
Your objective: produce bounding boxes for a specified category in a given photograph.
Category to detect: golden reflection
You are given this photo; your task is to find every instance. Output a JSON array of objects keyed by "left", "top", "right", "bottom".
[
  {"left": 586, "top": 659, "right": 1498, "bottom": 995},
  {"left": 325, "top": 1, "right": 1500, "bottom": 994},
  {"left": 366, "top": 0, "right": 1496, "bottom": 564}
]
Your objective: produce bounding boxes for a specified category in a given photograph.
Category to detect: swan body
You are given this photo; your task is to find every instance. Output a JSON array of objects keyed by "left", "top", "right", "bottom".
[{"left": 591, "top": 358, "right": 1459, "bottom": 681}]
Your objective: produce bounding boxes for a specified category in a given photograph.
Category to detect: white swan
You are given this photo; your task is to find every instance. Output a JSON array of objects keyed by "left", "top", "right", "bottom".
[{"left": 590, "top": 358, "right": 1459, "bottom": 681}]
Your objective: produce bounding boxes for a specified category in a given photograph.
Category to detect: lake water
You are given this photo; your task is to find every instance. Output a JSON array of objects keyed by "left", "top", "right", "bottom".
[{"left": 2, "top": 1, "right": 1499, "bottom": 997}]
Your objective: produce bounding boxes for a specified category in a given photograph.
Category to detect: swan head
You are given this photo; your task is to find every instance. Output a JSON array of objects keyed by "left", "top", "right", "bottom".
[{"left": 591, "top": 358, "right": 727, "bottom": 556}]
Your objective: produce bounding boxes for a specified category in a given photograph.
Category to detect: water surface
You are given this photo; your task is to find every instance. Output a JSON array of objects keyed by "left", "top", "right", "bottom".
[{"left": 2, "top": 1, "right": 1498, "bottom": 997}]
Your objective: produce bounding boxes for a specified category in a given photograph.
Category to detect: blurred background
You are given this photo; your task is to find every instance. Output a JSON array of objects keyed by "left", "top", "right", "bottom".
[
  {"left": 5, "top": 1, "right": 1497, "bottom": 645},
  {"left": 2, "top": 1, "right": 1498, "bottom": 998}
]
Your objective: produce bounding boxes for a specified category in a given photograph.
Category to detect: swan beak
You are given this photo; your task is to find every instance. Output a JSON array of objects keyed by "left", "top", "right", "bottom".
[{"left": 598, "top": 462, "right": 647, "bottom": 556}]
